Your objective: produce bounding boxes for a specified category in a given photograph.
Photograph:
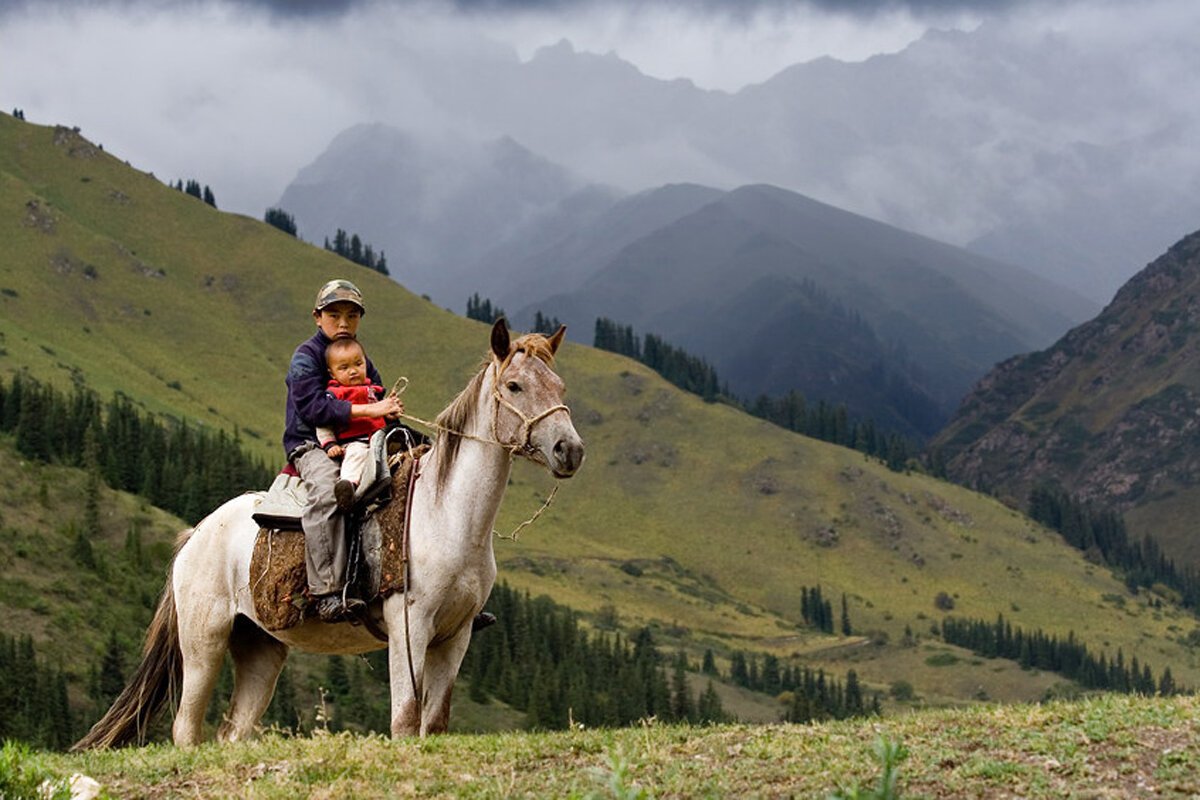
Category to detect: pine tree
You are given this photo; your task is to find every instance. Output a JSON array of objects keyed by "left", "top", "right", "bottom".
[
  {"left": 264, "top": 207, "right": 298, "bottom": 236},
  {"left": 701, "top": 649, "right": 718, "bottom": 677},
  {"left": 671, "top": 652, "right": 695, "bottom": 722},
  {"left": 97, "top": 630, "right": 126, "bottom": 708},
  {"left": 697, "top": 681, "right": 725, "bottom": 723}
]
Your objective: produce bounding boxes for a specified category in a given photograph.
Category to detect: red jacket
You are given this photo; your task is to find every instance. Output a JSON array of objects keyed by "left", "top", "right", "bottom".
[{"left": 319, "top": 381, "right": 387, "bottom": 445}]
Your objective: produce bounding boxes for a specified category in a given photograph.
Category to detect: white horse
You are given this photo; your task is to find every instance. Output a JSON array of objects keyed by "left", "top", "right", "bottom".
[{"left": 75, "top": 319, "right": 584, "bottom": 748}]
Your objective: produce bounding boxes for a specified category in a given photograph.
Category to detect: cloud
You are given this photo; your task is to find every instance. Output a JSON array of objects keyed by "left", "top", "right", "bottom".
[{"left": 2, "top": 0, "right": 1194, "bottom": 271}]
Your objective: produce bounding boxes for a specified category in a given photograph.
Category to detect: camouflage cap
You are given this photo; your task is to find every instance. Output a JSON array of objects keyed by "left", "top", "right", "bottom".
[{"left": 314, "top": 279, "right": 365, "bottom": 314}]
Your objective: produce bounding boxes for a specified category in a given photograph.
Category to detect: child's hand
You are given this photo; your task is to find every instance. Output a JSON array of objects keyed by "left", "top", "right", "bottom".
[{"left": 327, "top": 444, "right": 345, "bottom": 458}]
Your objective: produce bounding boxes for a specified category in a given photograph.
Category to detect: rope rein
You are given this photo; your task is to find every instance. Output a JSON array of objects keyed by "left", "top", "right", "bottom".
[{"left": 386, "top": 361, "right": 567, "bottom": 541}]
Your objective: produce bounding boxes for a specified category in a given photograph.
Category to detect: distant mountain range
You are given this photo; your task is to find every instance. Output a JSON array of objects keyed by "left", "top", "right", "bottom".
[
  {"left": 279, "top": 128, "right": 1096, "bottom": 436},
  {"left": 277, "top": 124, "right": 619, "bottom": 304},
  {"left": 300, "top": 24, "right": 1200, "bottom": 306},
  {"left": 932, "top": 229, "right": 1200, "bottom": 566}
]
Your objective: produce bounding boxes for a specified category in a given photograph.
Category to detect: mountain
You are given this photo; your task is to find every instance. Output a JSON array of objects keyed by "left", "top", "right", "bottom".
[
  {"left": 277, "top": 121, "right": 1095, "bottom": 435},
  {"left": 4, "top": 113, "right": 1197, "bottom": 710},
  {"left": 277, "top": 123, "right": 614, "bottom": 306},
  {"left": 386, "top": 28, "right": 1200, "bottom": 306},
  {"left": 932, "top": 229, "right": 1200, "bottom": 566},
  {"left": 482, "top": 182, "right": 725, "bottom": 311},
  {"left": 513, "top": 183, "right": 1095, "bottom": 436}
]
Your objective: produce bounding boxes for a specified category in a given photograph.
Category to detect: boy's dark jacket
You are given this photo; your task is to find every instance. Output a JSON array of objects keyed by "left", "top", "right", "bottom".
[{"left": 283, "top": 330, "right": 382, "bottom": 459}]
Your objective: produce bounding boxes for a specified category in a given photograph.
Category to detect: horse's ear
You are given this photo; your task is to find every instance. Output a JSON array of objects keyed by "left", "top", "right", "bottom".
[
  {"left": 490, "top": 317, "right": 510, "bottom": 360},
  {"left": 547, "top": 324, "right": 566, "bottom": 355}
]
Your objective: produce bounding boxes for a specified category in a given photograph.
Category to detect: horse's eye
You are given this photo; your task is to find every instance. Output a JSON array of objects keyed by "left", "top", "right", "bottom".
[{"left": 506, "top": 381, "right": 522, "bottom": 393}]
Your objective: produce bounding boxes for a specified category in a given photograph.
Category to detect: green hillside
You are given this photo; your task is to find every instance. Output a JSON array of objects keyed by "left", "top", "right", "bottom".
[{"left": 3, "top": 112, "right": 1199, "bottom": 716}]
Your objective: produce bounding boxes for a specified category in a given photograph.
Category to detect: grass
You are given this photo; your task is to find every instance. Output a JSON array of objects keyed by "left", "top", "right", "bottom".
[
  {"left": 10, "top": 694, "right": 1196, "bottom": 798},
  {"left": 3, "top": 112, "right": 1200, "bottom": 711}
]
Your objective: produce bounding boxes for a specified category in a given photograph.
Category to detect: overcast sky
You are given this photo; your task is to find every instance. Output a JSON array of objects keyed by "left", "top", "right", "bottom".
[{"left": 0, "top": 0, "right": 1191, "bottom": 217}]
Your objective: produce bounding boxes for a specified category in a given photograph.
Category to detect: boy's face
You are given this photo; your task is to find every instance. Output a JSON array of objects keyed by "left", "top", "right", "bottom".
[
  {"left": 328, "top": 345, "right": 369, "bottom": 386},
  {"left": 314, "top": 301, "right": 362, "bottom": 340}
]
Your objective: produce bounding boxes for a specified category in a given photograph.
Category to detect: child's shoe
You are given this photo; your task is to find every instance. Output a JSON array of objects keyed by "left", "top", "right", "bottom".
[{"left": 334, "top": 479, "right": 356, "bottom": 512}]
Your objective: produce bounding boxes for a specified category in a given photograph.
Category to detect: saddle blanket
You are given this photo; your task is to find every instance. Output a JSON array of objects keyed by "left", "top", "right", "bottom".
[{"left": 249, "top": 447, "right": 424, "bottom": 631}]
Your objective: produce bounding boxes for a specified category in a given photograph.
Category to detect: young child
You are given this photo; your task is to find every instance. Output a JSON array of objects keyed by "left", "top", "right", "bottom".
[{"left": 316, "top": 337, "right": 389, "bottom": 512}]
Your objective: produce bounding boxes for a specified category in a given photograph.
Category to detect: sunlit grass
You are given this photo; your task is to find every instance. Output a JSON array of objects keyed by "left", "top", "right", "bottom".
[{"left": 20, "top": 694, "right": 1199, "bottom": 799}]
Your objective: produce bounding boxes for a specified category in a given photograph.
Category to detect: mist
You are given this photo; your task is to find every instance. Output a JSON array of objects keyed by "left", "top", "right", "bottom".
[{"left": 2, "top": 0, "right": 1198, "bottom": 301}]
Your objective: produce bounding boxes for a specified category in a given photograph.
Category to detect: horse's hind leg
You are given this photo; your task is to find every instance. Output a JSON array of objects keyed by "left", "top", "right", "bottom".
[{"left": 217, "top": 616, "right": 288, "bottom": 743}]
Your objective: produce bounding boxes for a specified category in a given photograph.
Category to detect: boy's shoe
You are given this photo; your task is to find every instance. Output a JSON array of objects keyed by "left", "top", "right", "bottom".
[
  {"left": 334, "top": 480, "right": 356, "bottom": 513},
  {"left": 471, "top": 611, "right": 497, "bottom": 633},
  {"left": 313, "top": 592, "right": 366, "bottom": 623}
]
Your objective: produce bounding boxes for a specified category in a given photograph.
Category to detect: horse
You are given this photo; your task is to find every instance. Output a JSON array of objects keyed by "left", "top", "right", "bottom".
[{"left": 74, "top": 318, "right": 584, "bottom": 748}]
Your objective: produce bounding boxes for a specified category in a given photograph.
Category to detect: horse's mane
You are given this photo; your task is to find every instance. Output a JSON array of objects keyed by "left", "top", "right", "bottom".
[{"left": 433, "top": 332, "right": 558, "bottom": 491}]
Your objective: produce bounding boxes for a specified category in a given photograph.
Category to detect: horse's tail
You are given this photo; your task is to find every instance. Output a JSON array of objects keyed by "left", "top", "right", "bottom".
[{"left": 72, "top": 528, "right": 193, "bottom": 751}]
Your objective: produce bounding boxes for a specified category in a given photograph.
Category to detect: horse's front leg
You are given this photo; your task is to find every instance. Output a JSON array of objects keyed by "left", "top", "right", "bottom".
[
  {"left": 421, "top": 628, "right": 473, "bottom": 735},
  {"left": 383, "top": 594, "right": 432, "bottom": 737}
]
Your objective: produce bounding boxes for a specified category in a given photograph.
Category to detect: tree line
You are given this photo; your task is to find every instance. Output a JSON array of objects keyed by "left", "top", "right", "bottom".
[
  {"left": 466, "top": 293, "right": 506, "bottom": 325},
  {"left": 324, "top": 229, "right": 389, "bottom": 276},
  {"left": 748, "top": 391, "right": 920, "bottom": 471},
  {"left": 0, "top": 635, "right": 75, "bottom": 750},
  {"left": 592, "top": 316, "right": 920, "bottom": 469},
  {"left": 0, "top": 372, "right": 273, "bottom": 525},
  {"left": 264, "top": 207, "right": 298, "bottom": 237},
  {"left": 594, "top": 317, "right": 724, "bottom": 401},
  {"left": 1028, "top": 484, "right": 1200, "bottom": 609},
  {"left": 800, "top": 585, "right": 852, "bottom": 636},
  {"left": 940, "top": 614, "right": 1179, "bottom": 696},
  {"left": 725, "top": 649, "right": 878, "bottom": 722},
  {"left": 172, "top": 178, "right": 216, "bottom": 208},
  {"left": 459, "top": 582, "right": 729, "bottom": 729}
]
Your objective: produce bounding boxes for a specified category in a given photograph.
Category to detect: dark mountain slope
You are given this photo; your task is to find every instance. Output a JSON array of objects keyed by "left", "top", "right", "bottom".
[
  {"left": 519, "top": 184, "right": 1094, "bottom": 434},
  {"left": 933, "top": 230, "right": 1200, "bottom": 564}
]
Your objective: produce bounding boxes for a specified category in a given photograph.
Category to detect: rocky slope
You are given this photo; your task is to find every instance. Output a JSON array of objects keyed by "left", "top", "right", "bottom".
[{"left": 933, "top": 229, "right": 1200, "bottom": 563}]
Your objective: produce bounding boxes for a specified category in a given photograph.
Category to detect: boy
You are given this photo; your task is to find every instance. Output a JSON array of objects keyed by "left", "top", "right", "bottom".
[
  {"left": 283, "top": 279, "right": 402, "bottom": 623},
  {"left": 316, "top": 337, "right": 388, "bottom": 512}
]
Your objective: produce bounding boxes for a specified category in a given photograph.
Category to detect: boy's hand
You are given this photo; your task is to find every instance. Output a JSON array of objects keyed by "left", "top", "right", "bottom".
[
  {"left": 351, "top": 396, "right": 404, "bottom": 420},
  {"left": 327, "top": 444, "right": 345, "bottom": 458},
  {"left": 377, "top": 395, "right": 403, "bottom": 420}
]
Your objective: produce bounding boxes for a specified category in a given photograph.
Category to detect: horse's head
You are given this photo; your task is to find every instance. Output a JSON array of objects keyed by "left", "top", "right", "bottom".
[{"left": 489, "top": 318, "right": 585, "bottom": 479}]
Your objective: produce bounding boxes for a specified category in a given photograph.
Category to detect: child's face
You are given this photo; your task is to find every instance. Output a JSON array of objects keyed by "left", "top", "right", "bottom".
[
  {"left": 314, "top": 302, "right": 362, "bottom": 340},
  {"left": 328, "top": 346, "right": 369, "bottom": 386}
]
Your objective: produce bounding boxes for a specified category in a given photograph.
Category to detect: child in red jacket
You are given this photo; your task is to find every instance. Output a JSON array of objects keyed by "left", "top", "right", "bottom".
[{"left": 316, "top": 337, "right": 389, "bottom": 512}]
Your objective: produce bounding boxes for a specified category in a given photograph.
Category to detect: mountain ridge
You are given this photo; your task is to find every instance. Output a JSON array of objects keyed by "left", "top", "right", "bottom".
[{"left": 933, "top": 229, "right": 1200, "bottom": 565}]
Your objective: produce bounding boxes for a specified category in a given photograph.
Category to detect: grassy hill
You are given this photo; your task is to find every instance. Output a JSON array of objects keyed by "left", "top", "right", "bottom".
[
  {"left": 3, "top": 111, "right": 1200, "bottom": 719},
  {"left": 9, "top": 694, "right": 1198, "bottom": 798}
]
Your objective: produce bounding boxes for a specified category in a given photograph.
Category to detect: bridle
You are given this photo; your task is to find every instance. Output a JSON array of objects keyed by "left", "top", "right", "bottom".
[{"left": 488, "top": 357, "right": 572, "bottom": 465}]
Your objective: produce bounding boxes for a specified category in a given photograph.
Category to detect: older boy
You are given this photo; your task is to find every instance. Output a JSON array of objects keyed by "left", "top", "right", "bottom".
[{"left": 284, "top": 279, "right": 402, "bottom": 622}]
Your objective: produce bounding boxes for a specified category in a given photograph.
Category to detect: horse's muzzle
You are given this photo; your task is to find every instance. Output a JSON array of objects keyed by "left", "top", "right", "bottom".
[{"left": 551, "top": 436, "right": 585, "bottom": 478}]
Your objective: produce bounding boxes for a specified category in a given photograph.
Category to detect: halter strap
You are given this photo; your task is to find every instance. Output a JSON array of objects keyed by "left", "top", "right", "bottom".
[{"left": 490, "top": 360, "right": 571, "bottom": 463}]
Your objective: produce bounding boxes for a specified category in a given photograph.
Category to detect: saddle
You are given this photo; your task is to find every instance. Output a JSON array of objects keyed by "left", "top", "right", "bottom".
[{"left": 248, "top": 428, "right": 429, "bottom": 633}]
